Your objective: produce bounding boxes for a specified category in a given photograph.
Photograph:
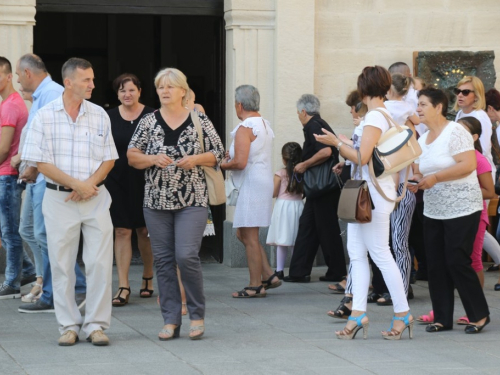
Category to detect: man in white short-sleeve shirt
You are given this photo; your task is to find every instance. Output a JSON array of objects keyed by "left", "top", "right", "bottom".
[{"left": 23, "top": 58, "right": 118, "bottom": 347}]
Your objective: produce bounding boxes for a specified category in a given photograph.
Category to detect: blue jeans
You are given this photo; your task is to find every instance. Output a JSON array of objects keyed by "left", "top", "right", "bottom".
[
  {"left": 0, "top": 175, "right": 35, "bottom": 288},
  {"left": 19, "top": 180, "right": 86, "bottom": 306},
  {"left": 19, "top": 180, "right": 45, "bottom": 277}
]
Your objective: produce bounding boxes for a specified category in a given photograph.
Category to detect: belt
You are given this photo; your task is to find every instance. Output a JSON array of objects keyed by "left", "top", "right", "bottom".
[{"left": 46, "top": 181, "right": 105, "bottom": 192}]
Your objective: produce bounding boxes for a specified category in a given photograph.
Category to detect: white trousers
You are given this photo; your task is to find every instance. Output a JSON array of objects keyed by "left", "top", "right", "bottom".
[
  {"left": 347, "top": 186, "right": 409, "bottom": 313},
  {"left": 42, "top": 187, "right": 113, "bottom": 337}
]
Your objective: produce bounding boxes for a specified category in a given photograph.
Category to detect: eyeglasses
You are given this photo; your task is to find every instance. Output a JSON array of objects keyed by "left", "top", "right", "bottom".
[{"left": 453, "top": 88, "right": 474, "bottom": 96}]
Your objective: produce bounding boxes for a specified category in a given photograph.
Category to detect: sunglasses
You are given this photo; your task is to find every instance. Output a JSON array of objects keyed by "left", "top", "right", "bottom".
[{"left": 453, "top": 88, "right": 474, "bottom": 96}]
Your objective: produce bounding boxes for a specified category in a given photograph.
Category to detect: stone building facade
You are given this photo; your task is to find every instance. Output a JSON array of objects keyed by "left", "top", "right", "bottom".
[{"left": 1, "top": 0, "right": 500, "bottom": 266}]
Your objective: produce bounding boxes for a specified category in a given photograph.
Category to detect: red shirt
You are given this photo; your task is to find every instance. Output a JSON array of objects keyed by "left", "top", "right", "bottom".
[{"left": 0, "top": 92, "right": 28, "bottom": 175}]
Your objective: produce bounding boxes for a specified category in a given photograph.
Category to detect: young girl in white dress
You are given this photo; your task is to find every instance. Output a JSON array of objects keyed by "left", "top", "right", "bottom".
[{"left": 266, "top": 142, "right": 305, "bottom": 279}]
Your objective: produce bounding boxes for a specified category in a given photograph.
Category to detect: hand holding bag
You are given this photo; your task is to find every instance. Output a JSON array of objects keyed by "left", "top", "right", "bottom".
[
  {"left": 191, "top": 111, "right": 226, "bottom": 205},
  {"left": 337, "top": 150, "right": 374, "bottom": 224}
]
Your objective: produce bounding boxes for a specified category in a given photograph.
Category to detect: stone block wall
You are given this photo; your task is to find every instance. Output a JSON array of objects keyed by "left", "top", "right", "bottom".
[{"left": 314, "top": 0, "right": 500, "bottom": 137}]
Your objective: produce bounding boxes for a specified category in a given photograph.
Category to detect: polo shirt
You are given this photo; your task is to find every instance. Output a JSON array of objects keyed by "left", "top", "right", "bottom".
[{"left": 0, "top": 92, "right": 28, "bottom": 175}]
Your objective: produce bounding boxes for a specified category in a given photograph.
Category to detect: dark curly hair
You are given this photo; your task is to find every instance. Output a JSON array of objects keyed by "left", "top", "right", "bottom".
[{"left": 281, "top": 142, "right": 303, "bottom": 195}]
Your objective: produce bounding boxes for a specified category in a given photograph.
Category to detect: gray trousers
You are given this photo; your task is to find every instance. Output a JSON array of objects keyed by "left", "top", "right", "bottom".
[{"left": 144, "top": 206, "right": 208, "bottom": 325}]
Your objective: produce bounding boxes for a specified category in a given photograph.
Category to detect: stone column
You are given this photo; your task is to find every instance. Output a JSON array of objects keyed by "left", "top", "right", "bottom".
[
  {"left": 0, "top": 0, "right": 36, "bottom": 91},
  {"left": 223, "top": 0, "right": 276, "bottom": 266},
  {"left": 0, "top": 1, "right": 35, "bottom": 273}
]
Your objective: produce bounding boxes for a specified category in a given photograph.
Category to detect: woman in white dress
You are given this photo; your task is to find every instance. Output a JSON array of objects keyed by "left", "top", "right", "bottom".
[{"left": 221, "top": 85, "right": 281, "bottom": 298}]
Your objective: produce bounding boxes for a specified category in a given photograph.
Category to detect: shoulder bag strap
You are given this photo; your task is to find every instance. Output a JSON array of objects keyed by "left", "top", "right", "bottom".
[
  {"left": 365, "top": 108, "right": 409, "bottom": 203},
  {"left": 368, "top": 161, "right": 409, "bottom": 203},
  {"left": 191, "top": 111, "right": 205, "bottom": 153}
]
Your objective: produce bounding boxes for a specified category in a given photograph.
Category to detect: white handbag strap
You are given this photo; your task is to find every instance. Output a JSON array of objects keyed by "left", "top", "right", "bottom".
[
  {"left": 230, "top": 118, "right": 268, "bottom": 190},
  {"left": 362, "top": 108, "right": 409, "bottom": 203}
]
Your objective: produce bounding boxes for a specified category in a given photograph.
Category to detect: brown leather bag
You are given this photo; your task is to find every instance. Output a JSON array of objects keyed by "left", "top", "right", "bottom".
[{"left": 337, "top": 151, "right": 374, "bottom": 224}]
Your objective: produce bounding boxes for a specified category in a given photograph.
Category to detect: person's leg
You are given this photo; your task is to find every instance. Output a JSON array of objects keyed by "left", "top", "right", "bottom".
[
  {"left": 471, "top": 220, "right": 487, "bottom": 288},
  {"left": 370, "top": 257, "right": 388, "bottom": 295},
  {"left": 410, "top": 201, "right": 427, "bottom": 279},
  {"left": 19, "top": 184, "right": 43, "bottom": 279},
  {"left": 177, "top": 267, "right": 187, "bottom": 315},
  {"left": 174, "top": 206, "right": 207, "bottom": 337},
  {"left": 80, "top": 188, "right": 113, "bottom": 337},
  {"left": 367, "top": 210, "right": 409, "bottom": 314},
  {"left": 347, "top": 223, "right": 370, "bottom": 313},
  {"left": 288, "top": 199, "right": 319, "bottom": 278},
  {"left": 336, "top": 222, "right": 370, "bottom": 335},
  {"left": 143, "top": 208, "right": 179, "bottom": 328},
  {"left": 237, "top": 227, "right": 264, "bottom": 288},
  {"left": 443, "top": 212, "right": 489, "bottom": 325},
  {"left": 483, "top": 231, "right": 500, "bottom": 265},
  {"left": 136, "top": 226, "right": 154, "bottom": 295},
  {"left": 389, "top": 185, "right": 416, "bottom": 296},
  {"left": 112, "top": 227, "right": 132, "bottom": 301},
  {"left": 315, "top": 189, "right": 346, "bottom": 279},
  {"left": 276, "top": 246, "right": 288, "bottom": 272},
  {"left": 0, "top": 175, "right": 26, "bottom": 291},
  {"left": 424, "top": 216, "right": 453, "bottom": 328},
  {"left": 42, "top": 190, "right": 83, "bottom": 335}
]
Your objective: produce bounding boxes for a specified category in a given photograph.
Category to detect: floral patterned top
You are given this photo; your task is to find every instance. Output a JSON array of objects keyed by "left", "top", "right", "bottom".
[{"left": 128, "top": 110, "right": 224, "bottom": 210}]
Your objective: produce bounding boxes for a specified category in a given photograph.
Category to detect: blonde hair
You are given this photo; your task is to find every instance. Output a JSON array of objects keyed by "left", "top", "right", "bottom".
[
  {"left": 154, "top": 68, "right": 189, "bottom": 106},
  {"left": 453, "top": 76, "right": 486, "bottom": 111}
]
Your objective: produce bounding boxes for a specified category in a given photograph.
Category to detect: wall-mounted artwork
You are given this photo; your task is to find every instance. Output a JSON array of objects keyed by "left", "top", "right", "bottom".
[{"left": 413, "top": 51, "right": 496, "bottom": 118}]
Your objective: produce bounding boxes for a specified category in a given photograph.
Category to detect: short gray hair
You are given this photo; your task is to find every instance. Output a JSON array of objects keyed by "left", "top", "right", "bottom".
[
  {"left": 235, "top": 85, "right": 260, "bottom": 111},
  {"left": 296, "top": 94, "right": 320, "bottom": 115},
  {"left": 61, "top": 57, "right": 93, "bottom": 80},
  {"left": 18, "top": 53, "right": 47, "bottom": 74}
]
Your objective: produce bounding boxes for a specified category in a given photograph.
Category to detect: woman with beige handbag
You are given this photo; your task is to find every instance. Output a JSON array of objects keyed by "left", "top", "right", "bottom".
[{"left": 315, "top": 66, "right": 412, "bottom": 340}]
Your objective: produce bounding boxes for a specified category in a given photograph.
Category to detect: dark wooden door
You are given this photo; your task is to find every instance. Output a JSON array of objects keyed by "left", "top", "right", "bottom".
[{"left": 34, "top": 1, "right": 226, "bottom": 262}]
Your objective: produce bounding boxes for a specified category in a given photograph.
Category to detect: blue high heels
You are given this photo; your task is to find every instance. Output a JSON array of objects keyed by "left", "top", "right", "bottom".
[
  {"left": 382, "top": 311, "right": 414, "bottom": 340},
  {"left": 336, "top": 313, "right": 369, "bottom": 340}
]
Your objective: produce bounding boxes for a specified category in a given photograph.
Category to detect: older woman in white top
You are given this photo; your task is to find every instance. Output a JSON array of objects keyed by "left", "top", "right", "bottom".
[
  {"left": 409, "top": 87, "right": 490, "bottom": 334},
  {"left": 221, "top": 85, "right": 281, "bottom": 298}
]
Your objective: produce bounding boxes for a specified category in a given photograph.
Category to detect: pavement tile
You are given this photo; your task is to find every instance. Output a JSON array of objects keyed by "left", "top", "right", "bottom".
[{"left": 2, "top": 264, "right": 500, "bottom": 375}]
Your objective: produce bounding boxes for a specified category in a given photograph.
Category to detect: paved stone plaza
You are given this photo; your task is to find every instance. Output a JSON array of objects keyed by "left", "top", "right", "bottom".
[{"left": 1, "top": 264, "right": 499, "bottom": 375}]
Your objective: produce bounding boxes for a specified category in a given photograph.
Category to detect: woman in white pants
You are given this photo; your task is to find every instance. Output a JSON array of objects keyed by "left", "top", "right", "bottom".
[{"left": 316, "top": 66, "right": 412, "bottom": 340}]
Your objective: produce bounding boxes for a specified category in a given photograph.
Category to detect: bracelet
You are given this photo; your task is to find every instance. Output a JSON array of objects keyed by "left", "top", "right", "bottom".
[{"left": 336, "top": 142, "right": 344, "bottom": 151}]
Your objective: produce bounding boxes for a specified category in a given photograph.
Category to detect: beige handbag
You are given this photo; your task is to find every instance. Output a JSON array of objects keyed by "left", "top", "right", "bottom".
[
  {"left": 337, "top": 150, "right": 374, "bottom": 224},
  {"left": 369, "top": 109, "right": 421, "bottom": 177},
  {"left": 368, "top": 109, "right": 421, "bottom": 203},
  {"left": 191, "top": 111, "right": 226, "bottom": 205}
]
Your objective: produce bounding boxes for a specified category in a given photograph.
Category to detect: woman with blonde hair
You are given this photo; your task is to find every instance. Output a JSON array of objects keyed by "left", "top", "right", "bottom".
[
  {"left": 128, "top": 68, "right": 224, "bottom": 341},
  {"left": 454, "top": 76, "right": 495, "bottom": 176}
]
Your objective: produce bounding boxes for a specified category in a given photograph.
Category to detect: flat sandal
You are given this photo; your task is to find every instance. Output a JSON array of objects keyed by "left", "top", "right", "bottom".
[{"left": 232, "top": 285, "right": 266, "bottom": 298}]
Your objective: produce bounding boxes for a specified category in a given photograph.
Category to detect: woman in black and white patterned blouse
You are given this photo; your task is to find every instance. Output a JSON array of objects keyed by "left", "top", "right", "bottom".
[{"left": 127, "top": 68, "right": 224, "bottom": 341}]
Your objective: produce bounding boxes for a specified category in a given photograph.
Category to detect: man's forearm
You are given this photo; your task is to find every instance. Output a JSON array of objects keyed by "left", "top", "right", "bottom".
[
  {"left": 304, "top": 148, "right": 331, "bottom": 169},
  {"left": 87, "top": 160, "right": 115, "bottom": 185},
  {"left": 37, "top": 162, "right": 80, "bottom": 189}
]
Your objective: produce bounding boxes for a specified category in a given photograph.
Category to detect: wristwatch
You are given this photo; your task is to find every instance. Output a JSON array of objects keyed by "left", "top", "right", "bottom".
[{"left": 336, "top": 142, "right": 344, "bottom": 151}]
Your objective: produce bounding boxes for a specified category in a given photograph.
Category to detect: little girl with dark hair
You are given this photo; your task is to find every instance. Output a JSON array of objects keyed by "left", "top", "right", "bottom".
[{"left": 266, "top": 142, "right": 305, "bottom": 280}]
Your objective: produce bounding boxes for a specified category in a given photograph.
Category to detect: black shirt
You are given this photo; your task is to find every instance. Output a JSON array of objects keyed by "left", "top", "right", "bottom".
[
  {"left": 154, "top": 111, "right": 191, "bottom": 147},
  {"left": 301, "top": 114, "right": 339, "bottom": 162}
]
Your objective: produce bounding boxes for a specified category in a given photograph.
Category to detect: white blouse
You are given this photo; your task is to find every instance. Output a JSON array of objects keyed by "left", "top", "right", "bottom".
[{"left": 417, "top": 121, "right": 483, "bottom": 220}]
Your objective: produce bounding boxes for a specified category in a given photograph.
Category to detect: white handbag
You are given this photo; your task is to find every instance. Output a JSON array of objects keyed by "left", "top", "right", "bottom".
[{"left": 225, "top": 173, "right": 240, "bottom": 206}]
